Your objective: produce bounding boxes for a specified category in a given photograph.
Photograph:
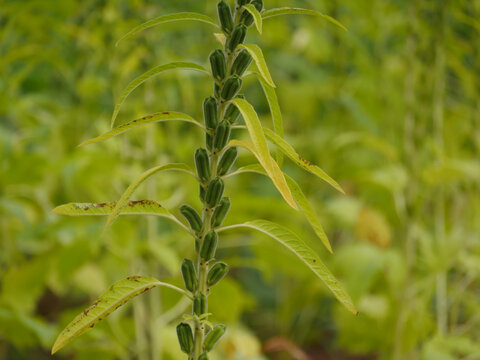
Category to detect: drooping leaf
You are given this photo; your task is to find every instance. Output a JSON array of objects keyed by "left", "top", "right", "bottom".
[
  {"left": 103, "top": 163, "right": 195, "bottom": 234},
  {"left": 218, "top": 220, "right": 357, "bottom": 314},
  {"left": 262, "top": 7, "right": 347, "bottom": 32},
  {"left": 238, "top": 44, "right": 275, "bottom": 87},
  {"left": 243, "top": 4, "right": 263, "bottom": 34},
  {"left": 111, "top": 62, "right": 209, "bottom": 128},
  {"left": 52, "top": 200, "right": 189, "bottom": 233},
  {"left": 51, "top": 276, "right": 189, "bottom": 354},
  {"left": 116, "top": 12, "right": 219, "bottom": 46},
  {"left": 80, "top": 112, "right": 202, "bottom": 147}
]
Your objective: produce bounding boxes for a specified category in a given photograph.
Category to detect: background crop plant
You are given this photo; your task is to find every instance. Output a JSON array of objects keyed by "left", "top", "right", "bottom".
[{"left": 50, "top": 1, "right": 356, "bottom": 358}]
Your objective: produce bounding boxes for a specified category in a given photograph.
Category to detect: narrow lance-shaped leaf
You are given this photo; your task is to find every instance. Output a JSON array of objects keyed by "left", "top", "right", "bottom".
[
  {"left": 80, "top": 112, "right": 202, "bottom": 147},
  {"left": 243, "top": 4, "right": 263, "bottom": 34},
  {"left": 111, "top": 62, "right": 209, "bottom": 128},
  {"left": 116, "top": 12, "right": 220, "bottom": 46},
  {"left": 51, "top": 276, "right": 190, "bottom": 355},
  {"left": 52, "top": 200, "right": 189, "bottom": 233},
  {"left": 103, "top": 163, "right": 195, "bottom": 234},
  {"left": 262, "top": 7, "right": 347, "bottom": 32},
  {"left": 238, "top": 44, "right": 275, "bottom": 87},
  {"left": 218, "top": 220, "right": 357, "bottom": 314}
]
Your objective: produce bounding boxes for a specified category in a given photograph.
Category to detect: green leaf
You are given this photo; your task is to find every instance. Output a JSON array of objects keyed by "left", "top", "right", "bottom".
[
  {"left": 51, "top": 276, "right": 190, "bottom": 354},
  {"left": 111, "top": 62, "right": 209, "bottom": 128},
  {"left": 243, "top": 4, "right": 263, "bottom": 34},
  {"left": 218, "top": 220, "right": 357, "bottom": 314},
  {"left": 238, "top": 44, "right": 275, "bottom": 87},
  {"left": 263, "top": 127, "right": 345, "bottom": 194},
  {"left": 103, "top": 163, "right": 195, "bottom": 234},
  {"left": 262, "top": 7, "right": 347, "bottom": 32},
  {"left": 52, "top": 200, "right": 189, "bottom": 232},
  {"left": 80, "top": 112, "right": 202, "bottom": 147},
  {"left": 116, "top": 12, "right": 219, "bottom": 46}
]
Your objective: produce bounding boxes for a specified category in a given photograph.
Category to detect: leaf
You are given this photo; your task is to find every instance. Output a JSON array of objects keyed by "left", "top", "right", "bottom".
[
  {"left": 238, "top": 44, "right": 275, "bottom": 87},
  {"left": 116, "top": 12, "right": 219, "bottom": 46},
  {"left": 103, "top": 163, "right": 194, "bottom": 234},
  {"left": 243, "top": 4, "right": 263, "bottom": 34},
  {"left": 229, "top": 164, "right": 332, "bottom": 253},
  {"left": 51, "top": 276, "right": 189, "bottom": 354},
  {"left": 262, "top": 7, "right": 348, "bottom": 32},
  {"left": 262, "top": 128, "right": 345, "bottom": 194},
  {"left": 214, "top": 33, "right": 226, "bottom": 47},
  {"left": 111, "top": 62, "right": 209, "bottom": 128},
  {"left": 218, "top": 220, "right": 357, "bottom": 314},
  {"left": 80, "top": 112, "right": 201, "bottom": 147}
]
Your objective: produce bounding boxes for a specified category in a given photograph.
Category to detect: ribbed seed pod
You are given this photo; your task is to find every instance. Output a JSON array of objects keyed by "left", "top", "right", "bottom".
[
  {"left": 180, "top": 205, "right": 203, "bottom": 232},
  {"left": 176, "top": 323, "right": 194, "bottom": 354},
  {"left": 199, "top": 184, "right": 206, "bottom": 203},
  {"left": 214, "top": 83, "right": 221, "bottom": 98},
  {"left": 207, "top": 262, "right": 229, "bottom": 286},
  {"left": 220, "top": 76, "right": 242, "bottom": 101},
  {"left": 231, "top": 49, "right": 252, "bottom": 76},
  {"left": 217, "top": 147, "right": 238, "bottom": 176},
  {"left": 217, "top": 0, "right": 233, "bottom": 34},
  {"left": 213, "top": 122, "right": 231, "bottom": 151},
  {"left": 198, "top": 353, "right": 209, "bottom": 360},
  {"left": 252, "top": 0, "right": 264, "bottom": 11},
  {"left": 181, "top": 259, "right": 197, "bottom": 292},
  {"left": 203, "top": 97, "right": 218, "bottom": 129},
  {"left": 211, "top": 197, "right": 231, "bottom": 227},
  {"left": 240, "top": 0, "right": 263, "bottom": 26},
  {"left": 200, "top": 230, "right": 218, "bottom": 260},
  {"left": 227, "top": 25, "right": 247, "bottom": 52},
  {"left": 205, "top": 177, "right": 224, "bottom": 208},
  {"left": 206, "top": 132, "right": 214, "bottom": 151},
  {"left": 236, "top": 0, "right": 250, "bottom": 6},
  {"left": 195, "top": 148, "right": 211, "bottom": 183},
  {"left": 204, "top": 324, "right": 227, "bottom": 351},
  {"left": 224, "top": 101, "right": 242, "bottom": 124},
  {"left": 209, "top": 49, "right": 227, "bottom": 82},
  {"left": 193, "top": 293, "right": 207, "bottom": 316}
]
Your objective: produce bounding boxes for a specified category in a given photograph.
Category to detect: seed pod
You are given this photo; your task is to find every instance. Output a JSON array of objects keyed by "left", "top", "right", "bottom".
[
  {"left": 221, "top": 76, "right": 242, "bottom": 101},
  {"left": 240, "top": 0, "right": 263, "bottom": 26},
  {"left": 199, "top": 184, "right": 206, "bottom": 203},
  {"left": 211, "top": 197, "right": 231, "bottom": 227},
  {"left": 207, "top": 262, "right": 229, "bottom": 286},
  {"left": 217, "top": 0, "right": 233, "bottom": 34},
  {"left": 227, "top": 24, "right": 247, "bottom": 52},
  {"left": 180, "top": 205, "right": 203, "bottom": 233},
  {"left": 217, "top": 147, "right": 238, "bottom": 176},
  {"left": 252, "top": 0, "right": 264, "bottom": 11},
  {"left": 209, "top": 49, "right": 227, "bottom": 82},
  {"left": 198, "top": 353, "right": 209, "bottom": 360},
  {"left": 181, "top": 259, "right": 197, "bottom": 292},
  {"left": 236, "top": 0, "right": 250, "bottom": 7},
  {"left": 231, "top": 49, "right": 252, "bottom": 76},
  {"left": 224, "top": 101, "right": 242, "bottom": 124},
  {"left": 213, "top": 121, "right": 231, "bottom": 152},
  {"left": 176, "top": 323, "right": 194, "bottom": 354},
  {"left": 195, "top": 148, "right": 211, "bottom": 183},
  {"left": 193, "top": 293, "right": 207, "bottom": 316},
  {"left": 200, "top": 230, "right": 218, "bottom": 260},
  {"left": 203, "top": 97, "right": 218, "bottom": 129},
  {"left": 214, "top": 83, "right": 221, "bottom": 98},
  {"left": 206, "top": 132, "right": 214, "bottom": 151},
  {"left": 204, "top": 324, "right": 226, "bottom": 351},
  {"left": 205, "top": 177, "right": 224, "bottom": 208}
]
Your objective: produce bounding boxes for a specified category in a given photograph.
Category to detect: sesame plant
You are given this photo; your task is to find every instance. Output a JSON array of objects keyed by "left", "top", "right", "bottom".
[{"left": 51, "top": 1, "right": 357, "bottom": 358}]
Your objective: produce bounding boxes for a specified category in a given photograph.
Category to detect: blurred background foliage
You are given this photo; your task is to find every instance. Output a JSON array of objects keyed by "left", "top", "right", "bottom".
[{"left": 1, "top": 0, "right": 479, "bottom": 359}]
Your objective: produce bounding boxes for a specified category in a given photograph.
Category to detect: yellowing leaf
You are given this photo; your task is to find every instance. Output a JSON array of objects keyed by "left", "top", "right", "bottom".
[
  {"left": 238, "top": 44, "right": 275, "bottom": 87},
  {"left": 243, "top": 4, "right": 263, "bottom": 34}
]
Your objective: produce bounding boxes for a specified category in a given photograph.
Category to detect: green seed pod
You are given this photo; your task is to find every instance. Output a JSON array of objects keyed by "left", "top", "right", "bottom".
[
  {"left": 221, "top": 76, "right": 242, "bottom": 101},
  {"left": 199, "top": 184, "right": 206, "bottom": 203},
  {"left": 206, "top": 132, "right": 214, "bottom": 151},
  {"left": 181, "top": 259, "right": 197, "bottom": 292},
  {"left": 236, "top": 0, "right": 250, "bottom": 7},
  {"left": 227, "top": 25, "right": 247, "bottom": 52},
  {"left": 180, "top": 205, "right": 203, "bottom": 233},
  {"left": 204, "top": 324, "right": 226, "bottom": 352},
  {"left": 217, "top": 147, "right": 238, "bottom": 176},
  {"left": 176, "top": 323, "right": 194, "bottom": 354},
  {"left": 211, "top": 197, "right": 231, "bottom": 227},
  {"left": 203, "top": 97, "right": 218, "bottom": 129},
  {"left": 231, "top": 49, "right": 252, "bottom": 76},
  {"left": 198, "top": 353, "right": 209, "bottom": 360},
  {"left": 200, "top": 230, "right": 218, "bottom": 260},
  {"left": 193, "top": 293, "right": 207, "bottom": 316},
  {"left": 217, "top": 0, "right": 234, "bottom": 34},
  {"left": 195, "top": 148, "right": 211, "bottom": 183},
  {"left": 213, "top": 122, "right": 231, "bottom": 152},
  {"left": 252, "top": 0, "right": 264, "bottom": 11},
  {"left": 214, "top": 83, "right": 221, "bottom": 98},
  {"left": 207, "top": 261, "right": 229, "bottom": 286},
  {"left": 240, "top": 0, "right": 263, "bottom": 26},
  {"left": 205, "top": 177, "right": 225, "bottom": 208},
  {"left": 224, "top": 99, "right": 242, "bottom": 124},
  {"left": 209, "top": 49, "right": 227, "bottom": 82}
]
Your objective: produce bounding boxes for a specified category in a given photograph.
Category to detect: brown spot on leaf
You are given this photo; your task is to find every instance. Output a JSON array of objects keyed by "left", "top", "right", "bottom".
[
  {"left": 298, "top": 155, "right": 313, "bottom": 167},
  {"left": 162, "top": 111, "right": 170, "bottom": 115}
]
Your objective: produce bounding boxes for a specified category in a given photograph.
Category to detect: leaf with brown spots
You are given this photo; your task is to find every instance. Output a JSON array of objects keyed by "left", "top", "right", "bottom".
[{"left": 51, "top": 276, "right": 190, "bottom": 354}]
